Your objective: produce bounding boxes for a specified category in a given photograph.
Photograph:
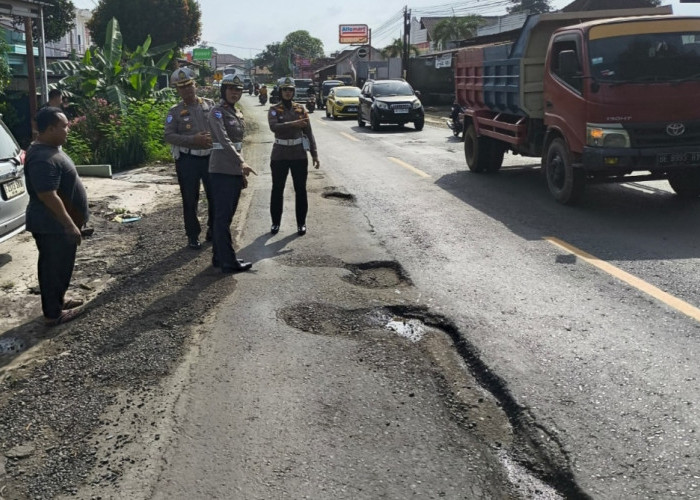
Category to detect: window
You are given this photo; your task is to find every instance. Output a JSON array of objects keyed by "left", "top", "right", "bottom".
[{"left": 551, "top": 36, "right": 582, "bottom": 93}]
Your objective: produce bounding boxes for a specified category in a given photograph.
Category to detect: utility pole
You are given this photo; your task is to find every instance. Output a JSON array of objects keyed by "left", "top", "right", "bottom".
[{"left": 402, "top": 6, "right": 411, "bottom": 81}]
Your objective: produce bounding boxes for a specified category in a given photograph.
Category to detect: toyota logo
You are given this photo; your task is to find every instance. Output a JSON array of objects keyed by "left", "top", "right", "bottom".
[{"left": 666, "top": 123, "right": 686, "bottom": 136}]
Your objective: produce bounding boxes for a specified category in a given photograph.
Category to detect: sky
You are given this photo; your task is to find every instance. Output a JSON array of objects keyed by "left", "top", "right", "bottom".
[{"left": 72, "top": 0, "right": 700, "bottom": 60}]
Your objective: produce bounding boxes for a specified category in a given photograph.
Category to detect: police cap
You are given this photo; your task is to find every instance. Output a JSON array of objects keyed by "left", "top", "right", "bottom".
[
  {"left": 279, "top": 77, "right": 295, "bottom": 89},
  {"left": 171, "top": 67, "right": 196, "bottom": 87},
  {"left": 221, "top": 74, "right": 244, "bottom": 89}
]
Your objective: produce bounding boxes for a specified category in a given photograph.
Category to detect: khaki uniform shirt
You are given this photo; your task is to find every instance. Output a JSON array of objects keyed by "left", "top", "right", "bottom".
[
  {"left": 268, "top": 101, "right": 318, "bottom": 161},
  {"left": 164, "top": 97, "right": 215, "bottom": 159},
  {"left": 208, "top": 100, "right": 246, "bottom": 176}
]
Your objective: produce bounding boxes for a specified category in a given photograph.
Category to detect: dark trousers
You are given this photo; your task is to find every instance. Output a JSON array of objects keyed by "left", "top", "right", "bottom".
[
  {"left": 210, "top": 173, "right": 244, "bottom": 268},
  {"left": 175, "top": 154, "right": 214, "bottom": 238},
  {"left": 32, "top": 233, "right": 78, "bottom": 320},
  {"left": 270, "top": 159, "right": 308, "bottom": 226}
]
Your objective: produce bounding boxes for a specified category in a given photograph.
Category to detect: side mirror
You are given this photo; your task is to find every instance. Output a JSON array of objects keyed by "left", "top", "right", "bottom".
[
  {"left": 558, "top": 50, "right": 579, "bottom": 79},
  {"left": 414, "top": 90, "right": 421, "bottom": 97}
]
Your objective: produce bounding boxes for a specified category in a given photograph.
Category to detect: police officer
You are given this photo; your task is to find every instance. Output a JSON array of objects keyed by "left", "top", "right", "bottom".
[
  {"left": 208, "top": 75, "right": 257, "bottom": 273},
  {"left": 267, "top": 77, "right": 320, "bottom": 236},
  {"left": 164, "top": 67, "right": 215, "bottom": 249}
]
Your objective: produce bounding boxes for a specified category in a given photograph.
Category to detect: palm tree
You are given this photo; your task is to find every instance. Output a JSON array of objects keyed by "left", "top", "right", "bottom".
[
  {"left": 432, "top": 16, "right": 484, "bottom": 50},
  {"left": 381, "top": 38, "right": 420, "bottom": 59}
]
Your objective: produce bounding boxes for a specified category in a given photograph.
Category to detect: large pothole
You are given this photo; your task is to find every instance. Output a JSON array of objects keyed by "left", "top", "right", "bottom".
[
  {"left": 343, "top": 261, "right": 411, "bottom": 288},
  {"left": 321, "top": 186, "right": 356, "bottom": 205}
]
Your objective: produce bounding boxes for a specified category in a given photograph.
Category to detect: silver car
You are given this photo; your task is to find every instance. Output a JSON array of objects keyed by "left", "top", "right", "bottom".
[{"left": 0, "top": 118, "right": 28, "bottom": 244}]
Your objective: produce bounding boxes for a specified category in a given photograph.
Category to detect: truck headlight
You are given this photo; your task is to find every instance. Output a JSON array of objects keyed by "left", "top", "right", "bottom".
[
  {"left": 412, "top": 99, "right": 422, "bottom": 109},
  {"left": 586, "top": 123, "right": 631, "bottom": 148},
  {"left": 375, "top": 101, "right": 389, "bottom": 110}
]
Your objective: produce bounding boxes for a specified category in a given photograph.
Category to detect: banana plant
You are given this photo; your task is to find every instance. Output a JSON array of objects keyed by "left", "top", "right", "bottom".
[{"left": 50, "top": 17, "right": 175, "bottom": 112}]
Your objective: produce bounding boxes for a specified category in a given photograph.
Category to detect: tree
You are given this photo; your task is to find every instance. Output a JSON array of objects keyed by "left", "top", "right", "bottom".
[
  {"left": 0, "top": 30, "right": 11, "bottom": 94},
  {"left": 381, "top": 38, "right": 419, "bottom": 59},
  {"left": 432, "top": 16, "right": 484, "bottom": 49},
  {"left": 254, "top": 32, "right": 324, "bottom": 78},
  {"left": 87, "top": 0, "right": 201, "bottom": 52},
  {"left": 13, "top": 0, "right": 76, "bottom": 44},
  {"left": 507, "top": 0, "right": 551, "bottom": 14},
  {"left": 51, "top": 18, "right": 175, "bottom": 111}
]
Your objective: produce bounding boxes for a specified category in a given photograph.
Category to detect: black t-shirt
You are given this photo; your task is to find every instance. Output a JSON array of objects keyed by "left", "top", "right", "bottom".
[{"left": 25, "top": 142, "right": 89, "bottom": 233}]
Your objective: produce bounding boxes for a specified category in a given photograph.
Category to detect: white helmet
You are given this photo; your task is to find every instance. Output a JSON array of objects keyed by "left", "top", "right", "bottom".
[{"left": 171, "top": 67, "right": 196, "bottom": 87}]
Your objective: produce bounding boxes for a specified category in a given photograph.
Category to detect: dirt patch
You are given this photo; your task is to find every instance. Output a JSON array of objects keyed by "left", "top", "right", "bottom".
[
  {"left": 0, "top": 163, "right": 245, "bottom": 499},
  {"left": 321, "top": 186, "right": 356, "bottom": 204},
  {"left": 343, "top": 260, "right": 412, "bottom": 288}
]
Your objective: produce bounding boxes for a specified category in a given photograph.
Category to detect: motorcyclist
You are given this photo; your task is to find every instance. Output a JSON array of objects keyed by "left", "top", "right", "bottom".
[{"left": 260, "top": 84, "right": 268, "bottom": 97}]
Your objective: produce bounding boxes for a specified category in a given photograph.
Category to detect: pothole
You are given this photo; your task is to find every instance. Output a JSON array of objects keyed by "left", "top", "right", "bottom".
[
  {"left": 344, "top": 261, "right": 411, "bottom": 288},
  {"left": 322, "top": 186, "right": 356, "bottom": 204}
]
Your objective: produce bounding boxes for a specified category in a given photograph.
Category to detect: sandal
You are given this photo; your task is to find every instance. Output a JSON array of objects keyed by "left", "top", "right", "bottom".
[
  {"left": 63, "top": 298, "right": 84, "bottom": 310},
  {"left": 44, "top": 308, "right": 83, "bottom": 327}
]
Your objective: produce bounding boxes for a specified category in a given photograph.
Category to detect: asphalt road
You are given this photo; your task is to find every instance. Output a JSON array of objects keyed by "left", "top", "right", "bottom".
[{"left": 142, "top": 97, "right": 700, "bottom": 499}]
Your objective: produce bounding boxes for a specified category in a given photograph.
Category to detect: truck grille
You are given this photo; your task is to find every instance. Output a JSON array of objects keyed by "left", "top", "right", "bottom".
[{"left": 625, "top": 120, "right": 700, "bottom": 148}]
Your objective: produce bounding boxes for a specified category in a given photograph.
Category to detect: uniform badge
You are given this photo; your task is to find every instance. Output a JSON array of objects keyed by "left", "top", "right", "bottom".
[
  {"left": 270, "top": 110, "right": 277, "bottom": 116},
  {"left": 183, "top": 116, "right": 190, "bottom": 122},
  {"left": 228, "top": 120, "right": 236, "bottom": 125},
  {"left": 186, "top": 124, "right": 192, "bottom": 130},
  {"left": 214, "top": 110, "right": 223, "bottom": 119},
  {"left": 180, "top": 109, "right": 189, "bottom": 116},
  {"left": 166, "top": 114, "right": 173, "bottom": 123}
]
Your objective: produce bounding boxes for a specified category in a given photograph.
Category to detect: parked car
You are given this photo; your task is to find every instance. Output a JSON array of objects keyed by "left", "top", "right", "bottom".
[
  {"left": 325, "top": 86, "right": 361, "bottom": 119},
  {"left": 0, "top": 118, "right": 28, "bottom": 243},
  {"left": 318, "top": 80, "right": 343, "bottom": 109},
  {"left": 358, "top": 79, "right": 424, "bottom": 131}
]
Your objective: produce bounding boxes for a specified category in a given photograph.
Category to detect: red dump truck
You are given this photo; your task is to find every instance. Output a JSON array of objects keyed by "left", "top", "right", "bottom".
[{"left": 455, "top": 9, "right": 700, "bottom": 203}]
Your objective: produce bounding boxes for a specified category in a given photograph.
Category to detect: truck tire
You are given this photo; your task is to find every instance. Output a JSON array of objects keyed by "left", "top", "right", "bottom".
[
  {"left": 545, "top": 138, "right": 585, "bottom": 204},
  {"left": 485, "top": 144, "right": 504, "bottom": 173},
  {"left": 668, "top": 170, "right": 700, "bottom": 198},
  {"left": 464, "top": 124, "right": 491, "bottom": 173}
]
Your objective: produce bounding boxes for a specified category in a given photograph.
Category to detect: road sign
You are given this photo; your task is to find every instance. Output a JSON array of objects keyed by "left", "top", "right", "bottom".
[
  {"left": 192, "top": 48, "right": 213, "bottom": 61},
  {"left": 213, "top": 71, "right": 223, "bottom": 82},
  {"left": 357, "top": 47, "right": 368, "bottom": 59}
]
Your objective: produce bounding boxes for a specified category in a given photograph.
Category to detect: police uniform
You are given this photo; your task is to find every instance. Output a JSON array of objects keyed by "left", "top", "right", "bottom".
[
  {"left": 164, "top": 67, "right": 215, "bottom": 248},
  {"left": 208, "top": 75, "right": 251, "bottom": 272},
  {"left": 268, "top": 78, "right": 318, "bottom": 235}
]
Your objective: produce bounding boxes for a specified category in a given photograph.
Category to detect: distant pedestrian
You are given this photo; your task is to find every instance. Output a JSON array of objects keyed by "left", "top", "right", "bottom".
[
  {"left": 267, "top": 77, "right": 320, "bottom": 236},
  {"left": 25, "top": 107, "right": 89, "bottom": 326},
  {"left": 164, "top": 67, "right": 215, "bottom": 249},
  {"left": 208, "top": 75, "right": 257, "bottom": 273}
]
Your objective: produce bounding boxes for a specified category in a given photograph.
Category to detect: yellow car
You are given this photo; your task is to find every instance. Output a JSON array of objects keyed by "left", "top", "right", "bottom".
[{"left": 325, "top": 86, "right": 361, "bottom": 119}]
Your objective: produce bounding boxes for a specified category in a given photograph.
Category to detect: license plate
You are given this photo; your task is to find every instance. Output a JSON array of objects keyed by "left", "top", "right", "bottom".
[
  {"left": 394, "top": 109, "right": 409, "bottom": 114},
  {"left": 346, "top": 107, "right": 357, "bottom": 112},
  {"left": 2, "top": 178, "right": 25, "bottom": 199},
  {"left": 658, "top": 152, "right": 700, "bottom": 167}
]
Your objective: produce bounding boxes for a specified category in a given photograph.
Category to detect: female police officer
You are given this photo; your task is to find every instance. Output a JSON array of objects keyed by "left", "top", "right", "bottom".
[
  {"left": 208, "top": 75, "right": 257, "bottom": 273},
  {"left": 267, "top": 77, "right": 320, "bottom": 236}
]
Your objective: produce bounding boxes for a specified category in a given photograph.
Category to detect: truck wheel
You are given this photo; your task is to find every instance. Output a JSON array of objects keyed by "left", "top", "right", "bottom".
[
  {"left": 545, "top": 138, "right": 585, "bottom": 204},
  {"left": 414, "top": 118, "right": 424, "bottom": 131},
  {"left": 668, "top": 171, "right": 700, "bottom": 198},
  {"left": 358, "top": 112, "right": 365, "bottom": 128},
  {"left": 464, "top": 124, "right": 489, "bottom": 173},
  {"left": 371, "top": 112, "right": 381, "bottom": 131},
  {"left": 485, "top": 145, "right": 504, "bottom": 173}
]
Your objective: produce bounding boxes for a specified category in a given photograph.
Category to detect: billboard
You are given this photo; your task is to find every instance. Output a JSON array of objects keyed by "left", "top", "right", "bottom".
[
  {"left": 192, "top": 48, "right": 213, "bottom": 61},
  {"left": 339, "top": 25, "right": 369, "bottom": 44}
]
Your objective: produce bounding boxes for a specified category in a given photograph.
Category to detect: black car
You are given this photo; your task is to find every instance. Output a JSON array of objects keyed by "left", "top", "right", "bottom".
[
  {"left": 318, "top": 80, "right": 343, "bottom": 109},
  {"left": 357, "top": 79, "right": 424, "bottom": 131}
]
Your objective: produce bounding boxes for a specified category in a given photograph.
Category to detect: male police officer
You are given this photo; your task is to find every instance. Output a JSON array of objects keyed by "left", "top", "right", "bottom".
[{"left": 164, "top": 67, "right": 215, "bottom": 249}]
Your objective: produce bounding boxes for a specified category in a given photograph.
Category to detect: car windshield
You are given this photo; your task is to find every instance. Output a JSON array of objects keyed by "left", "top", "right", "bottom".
[
  {"left": 335, "top": 88, "right": 361, "bottom": 97},
  {"left": 372, "top": 81, "right": 414, "bottom": 97},
  {"left": 589, "top": 24, "right": 700, "bottom": 83},
  {"left": 0, "top": 121, "right": 19, "bottom": 159}
]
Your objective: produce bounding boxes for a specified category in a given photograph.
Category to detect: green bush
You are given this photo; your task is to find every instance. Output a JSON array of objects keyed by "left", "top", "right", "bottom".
[{"left": 64, "top": 96, "right": 175, "bottom": 169}]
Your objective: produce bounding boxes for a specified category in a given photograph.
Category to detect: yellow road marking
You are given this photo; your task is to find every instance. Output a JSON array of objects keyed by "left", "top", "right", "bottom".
[
  {"left": 340, "top": 132, "right": 359, "bottom": 142},
  {"left": 545, "top": 236, "right": 700, "bottom": 323},
  {"left": 387, "top": 157, "right": 431, "bottom": 178}
]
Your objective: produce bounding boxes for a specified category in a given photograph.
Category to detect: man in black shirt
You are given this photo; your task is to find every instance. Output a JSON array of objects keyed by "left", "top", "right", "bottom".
[{"left": 25, "top": 107, "right": 89, "bottom": 326}]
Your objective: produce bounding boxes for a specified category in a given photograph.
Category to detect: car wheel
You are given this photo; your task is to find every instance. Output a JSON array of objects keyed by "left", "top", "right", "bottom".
[
  {"left": 357, "top": 110, "right": 365, "bottom": 128},
  {"left": 668, "top": 170, "right": 700, "bottom": 198},
  {"left": 545, "top": 137, "right": 585, "bottom": 204},
  {"left": 414, "top": 118, "right": 424, "bottom": 131},
  {"left": 370, "top": 112, "right": 381, "bottom": 131},
  {"left": 332, "top": 108, "right": 338, "bottom": 120}
]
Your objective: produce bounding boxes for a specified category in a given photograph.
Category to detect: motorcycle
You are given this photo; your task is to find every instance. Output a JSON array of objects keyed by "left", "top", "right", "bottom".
[
  {"left": 446, "top": 103, "right": 465, "bottom": 138},
  {"left": 306, "top": 98, "right": 315, "bottom": 113}
]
